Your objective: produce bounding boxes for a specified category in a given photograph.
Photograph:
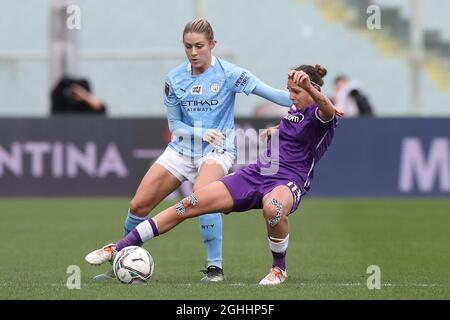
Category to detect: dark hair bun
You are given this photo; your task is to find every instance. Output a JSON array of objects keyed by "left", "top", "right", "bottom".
[{"left": 315, "top": 64, "right": 327, "bottom": 78}]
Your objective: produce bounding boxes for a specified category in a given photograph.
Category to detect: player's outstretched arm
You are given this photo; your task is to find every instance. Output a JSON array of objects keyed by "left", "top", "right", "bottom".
[
  {"left": 307, "top": 85, "right": 336, "bottom": 120},
  {"left": 252, "top": 82, "right": 292, "bottom": 107}
]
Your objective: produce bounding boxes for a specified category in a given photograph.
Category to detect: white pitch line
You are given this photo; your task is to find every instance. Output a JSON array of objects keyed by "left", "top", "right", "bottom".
[
  {"left": 172, "top": 282, "right": 450, "bottom": 288},
  {"left": 0, "top": 282, "right": 449, "bottom": 288},
  {"left": 295, "top": 283, "right": 450, "bottom": 288}
]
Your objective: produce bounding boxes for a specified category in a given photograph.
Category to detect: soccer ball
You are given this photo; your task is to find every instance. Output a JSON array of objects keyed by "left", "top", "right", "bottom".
[{"left": 112, "top": 246, "right": 155, "bottom": 284}]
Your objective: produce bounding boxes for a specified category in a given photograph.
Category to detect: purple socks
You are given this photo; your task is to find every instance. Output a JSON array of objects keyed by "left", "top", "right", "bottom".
[
  {"left": 272, "top": 251, "right": 286, "bottom": 271},
  {"left": 116, "top": 229, "right": 143, "bottom": 252}
]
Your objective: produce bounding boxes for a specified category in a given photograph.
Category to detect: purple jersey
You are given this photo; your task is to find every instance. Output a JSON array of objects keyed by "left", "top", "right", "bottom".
[
  {"left": 256, "top": 104, "right": 337, "bottom": 191},
  {"left": 221, "top": 104, "right": 336, "bottom": 214}
]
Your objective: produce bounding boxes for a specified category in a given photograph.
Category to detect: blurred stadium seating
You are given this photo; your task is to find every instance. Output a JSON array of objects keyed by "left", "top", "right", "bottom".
[{"left": 1, "top": 0, "right": 450, "bottom": 117}]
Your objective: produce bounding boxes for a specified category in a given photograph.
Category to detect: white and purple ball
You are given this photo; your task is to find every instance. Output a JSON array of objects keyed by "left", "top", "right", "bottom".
[{"left": 113, "top": 246, "right": 154, "bottom": 284}]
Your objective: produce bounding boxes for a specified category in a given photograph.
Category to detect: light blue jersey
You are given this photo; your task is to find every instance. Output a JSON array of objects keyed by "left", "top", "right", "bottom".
[{"left": 164, "top": 56, "right": 260, "bottom": 158}]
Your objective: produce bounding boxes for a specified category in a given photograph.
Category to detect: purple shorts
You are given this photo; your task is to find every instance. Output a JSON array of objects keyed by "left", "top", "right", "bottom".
[{"left": 220, "top": 164, "right": 303, "bottom": 214}]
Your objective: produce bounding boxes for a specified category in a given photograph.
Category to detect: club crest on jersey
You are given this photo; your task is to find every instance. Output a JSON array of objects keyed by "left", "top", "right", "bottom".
[
  {"left": 210, "top": 83, "right": 220, "bottom": 93},
  {"left": 191, "top": 85, "right": 202, "bottom": 95},
  {"left": 164, "top": 81, "right": 170, "bottom": 97}
]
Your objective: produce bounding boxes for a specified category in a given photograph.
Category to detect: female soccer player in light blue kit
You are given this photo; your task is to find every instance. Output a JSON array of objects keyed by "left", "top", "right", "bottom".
[{"left": 93, "top": 18, "right": 293, "bottom": 282}]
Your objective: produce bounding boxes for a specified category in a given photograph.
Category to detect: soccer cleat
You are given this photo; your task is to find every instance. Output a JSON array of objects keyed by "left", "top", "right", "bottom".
[
  {"left": 200, "top": 266, "right": 225, "bottom": 282},
  {"left": 93, "top": 268, "right": 116, "bottom": 281},
  {"left": 85, "top": 243, "right": 117, "bottom": 265},
  {"left": 258, "top": 267, "right": 287, "bottom": 285}
]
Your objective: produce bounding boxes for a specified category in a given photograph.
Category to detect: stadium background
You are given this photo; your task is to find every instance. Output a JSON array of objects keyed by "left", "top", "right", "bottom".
[{"left": 1, "top": 0, "right": 449, "bottom": 300}]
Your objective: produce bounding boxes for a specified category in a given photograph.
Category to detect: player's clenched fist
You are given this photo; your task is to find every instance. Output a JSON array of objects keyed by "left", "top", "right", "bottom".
[{"left": 288, "top": 70, "right": 313, "bottom": 90}]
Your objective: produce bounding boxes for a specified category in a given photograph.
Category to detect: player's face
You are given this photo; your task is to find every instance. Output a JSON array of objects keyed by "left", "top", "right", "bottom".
[
  {"left": 287, "top": 78, "right": 314, "bottom": 109},
  {"left": 183, "top": 32, "right": 216, "bottom": 75}
]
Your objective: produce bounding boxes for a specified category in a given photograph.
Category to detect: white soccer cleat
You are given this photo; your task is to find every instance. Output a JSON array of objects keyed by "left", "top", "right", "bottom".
[
  {"left": 258, "top": 267, "right": 287, "bottom": 285},
  {"left": 85, "top": 243, "right": 117, "bottom": 265}
]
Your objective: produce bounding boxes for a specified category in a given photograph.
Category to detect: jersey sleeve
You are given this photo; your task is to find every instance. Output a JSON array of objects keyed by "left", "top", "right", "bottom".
[
  {"left": 314, "top": 107, "right": 336, "bottom": 126},
  {"left": 252, "top": 81, "right": 292, "bottom": 107},
  {"left": 163, "top": 78, "right": 178, "bottom": 108},
  {"left": 225, "top": 65, "right": 260, "bottom": 95},
  {"left": 166, "top": 106, "right": 206, "bottom": 139}
]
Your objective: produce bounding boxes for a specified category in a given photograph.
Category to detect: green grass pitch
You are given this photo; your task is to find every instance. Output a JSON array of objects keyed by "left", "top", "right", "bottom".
[{"left": 0, "top": 198, "right": 449, "bottom": 299}]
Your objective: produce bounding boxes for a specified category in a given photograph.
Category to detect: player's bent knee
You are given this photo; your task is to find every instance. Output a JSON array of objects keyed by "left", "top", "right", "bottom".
[
  {"left": 263, "top": 198, "right": 285, "bottom": 227},
  {"left": 175, "top": 194, "right": 199, "bottom": 217},
  {"left": 129, "top": 199, "right": 151, "bottom": 217}
]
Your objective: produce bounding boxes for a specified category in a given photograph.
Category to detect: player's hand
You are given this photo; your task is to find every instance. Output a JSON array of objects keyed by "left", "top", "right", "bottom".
[
  {"left": 260, "top": 126, "right": 278, "bottom": 142},
  {"left": 203, "top": 129, "right": 225, "bottom": 148},
  {"left": 288, "top": 70, "right": 312, "bottom": 91},
  {"left": 334, "top": 106, "right": 345, "bottom": 117}
]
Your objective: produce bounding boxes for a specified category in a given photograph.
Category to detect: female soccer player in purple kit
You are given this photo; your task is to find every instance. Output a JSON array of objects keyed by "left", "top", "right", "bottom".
[{"left": 86, "top": 64, "right": 344, "bottom": 285}]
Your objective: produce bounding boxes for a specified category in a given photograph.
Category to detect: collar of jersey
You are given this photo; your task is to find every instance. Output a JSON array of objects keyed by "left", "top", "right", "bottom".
[{"left": 291, "top": 103, "right": 316, "bottom": 114}]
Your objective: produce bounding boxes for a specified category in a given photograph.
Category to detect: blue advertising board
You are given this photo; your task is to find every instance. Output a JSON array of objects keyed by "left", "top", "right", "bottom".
[{"left": 0, "top": 117, "right": 448, "bottom": 197}]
